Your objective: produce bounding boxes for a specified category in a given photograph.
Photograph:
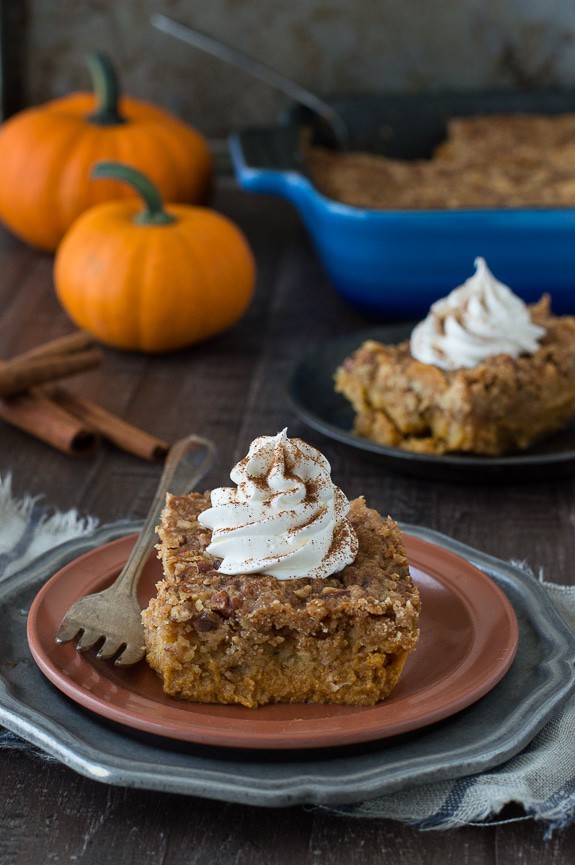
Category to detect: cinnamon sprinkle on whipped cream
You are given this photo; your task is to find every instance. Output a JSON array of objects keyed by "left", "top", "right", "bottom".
[{"left": 197, "top": 429, "right": 358, "bottom": 580}]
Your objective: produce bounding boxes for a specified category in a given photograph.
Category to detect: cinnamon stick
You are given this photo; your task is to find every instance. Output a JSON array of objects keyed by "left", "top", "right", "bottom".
[
  {"left": 0, "top": 348, "right": 103, "bottom": 397},
  {"left": 13, "top": 330, "right": 95, "bottom": 363},
  {"left": 48, "top": 387, "right": 169, "bottom": 462},
  {"left": 0, "top": 390, "right": 99, "bottom": 457},
  {"left": 0, "top": 331, "right": 168, "bottom": 461},
  {"left": 0, "top": 334, "right": 101, "bottom": 456}
]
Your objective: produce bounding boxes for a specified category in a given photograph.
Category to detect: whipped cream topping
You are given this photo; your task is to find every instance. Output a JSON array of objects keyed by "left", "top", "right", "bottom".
[
  {"left": 197, "top": 429, "right": 358, "bottom": 580},
  {"left": 410, "top": 257, "right": 546, "bottom": 370}
]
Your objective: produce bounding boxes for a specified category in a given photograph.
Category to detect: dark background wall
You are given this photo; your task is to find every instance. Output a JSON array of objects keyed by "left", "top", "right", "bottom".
[{"left": 6, "top": 0, "right": 575, "bottom": 138}]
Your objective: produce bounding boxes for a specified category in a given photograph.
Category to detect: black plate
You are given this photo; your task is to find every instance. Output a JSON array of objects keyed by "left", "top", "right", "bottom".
[{"left": 287, "top": 325, "right": 575, "bottom": 483}]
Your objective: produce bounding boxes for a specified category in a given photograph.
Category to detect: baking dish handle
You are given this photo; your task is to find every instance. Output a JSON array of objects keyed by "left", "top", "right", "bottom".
[{"left": 228, "top": 127, "right": 315, "bottom": 202}]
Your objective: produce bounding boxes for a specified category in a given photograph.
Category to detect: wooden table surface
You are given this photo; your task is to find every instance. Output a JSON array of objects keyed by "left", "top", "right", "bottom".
[{"left": 0, "top": 178, "right": 573, "bottom": 864}]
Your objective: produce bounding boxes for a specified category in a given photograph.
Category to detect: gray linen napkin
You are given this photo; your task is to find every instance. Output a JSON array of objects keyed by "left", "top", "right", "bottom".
[
  {"left": 0, "top": 474, "right": 573, "bottom": 832},
  {"left": 320, "top": 580, "right": 575, "bottom": 834}
]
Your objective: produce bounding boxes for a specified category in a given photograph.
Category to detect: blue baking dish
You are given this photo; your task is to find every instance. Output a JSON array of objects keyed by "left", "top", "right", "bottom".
[{"left": 229, "top": 91, "right": 575, "bottom": 318}]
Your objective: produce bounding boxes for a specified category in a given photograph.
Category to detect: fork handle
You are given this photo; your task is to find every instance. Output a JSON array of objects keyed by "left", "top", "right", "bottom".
[{"left": 113, "top": 434, "right": 216, "bottom": 595}]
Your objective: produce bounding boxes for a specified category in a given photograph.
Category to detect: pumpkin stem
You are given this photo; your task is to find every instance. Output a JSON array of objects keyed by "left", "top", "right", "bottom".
[
  {"left": 92, "top": 161, "right": 177, "bottom": 225},
  {"left": 86, "top": 52, "right": 127, "bottom": 126}
]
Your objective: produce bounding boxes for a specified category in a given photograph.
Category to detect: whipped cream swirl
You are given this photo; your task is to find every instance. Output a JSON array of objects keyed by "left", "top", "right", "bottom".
[
  {"left": 410, "top": 257, "right": 546, "bottom": 370},
  {"left": 197, "top": 429, "right": 358, "bottom": 580}
]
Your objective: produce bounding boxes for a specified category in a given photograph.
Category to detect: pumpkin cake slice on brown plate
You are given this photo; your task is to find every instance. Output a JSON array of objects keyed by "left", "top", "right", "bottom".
[{"left": 142, "top": 430, "right": 420, "bottom": 707}]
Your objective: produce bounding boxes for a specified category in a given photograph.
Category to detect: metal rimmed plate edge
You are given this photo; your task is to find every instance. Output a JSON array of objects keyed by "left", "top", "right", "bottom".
[{"left": 0, "top": 523, "right": 573, "bottom": 807}]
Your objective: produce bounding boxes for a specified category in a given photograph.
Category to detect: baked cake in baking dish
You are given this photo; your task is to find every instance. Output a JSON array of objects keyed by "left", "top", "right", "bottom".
[
  {"left": 335, "top": 259, "right": 575, "bottom": 456},
  {"left": 142, "top": 430, "right": 420, "bottom": 707},
  {"left": 307, "top": 112, "right": 575, "bottom": 210}
]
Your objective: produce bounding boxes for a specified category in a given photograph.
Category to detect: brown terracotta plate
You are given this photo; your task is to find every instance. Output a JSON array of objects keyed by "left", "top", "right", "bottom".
[{"left": 27, "top": 533, "right": 518, "bottom": 750}]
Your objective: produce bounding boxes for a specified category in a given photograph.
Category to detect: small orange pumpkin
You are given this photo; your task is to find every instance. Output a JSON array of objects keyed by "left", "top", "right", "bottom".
[
  {"left": 0, "top": 53, "right": 213, "bottom": 251},
  {"left": 54, "top": 161, "right": 256, "bottom": 354}
]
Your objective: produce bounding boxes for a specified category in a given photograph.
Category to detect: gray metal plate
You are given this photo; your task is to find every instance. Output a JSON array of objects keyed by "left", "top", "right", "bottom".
[{"left": 0, "top": 522, "right": 574, "bottom": 807}]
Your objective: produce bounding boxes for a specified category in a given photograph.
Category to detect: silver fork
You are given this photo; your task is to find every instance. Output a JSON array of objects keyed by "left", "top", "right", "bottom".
[{"left": 55, "top": 433, "right": 216, "bottom": 665}]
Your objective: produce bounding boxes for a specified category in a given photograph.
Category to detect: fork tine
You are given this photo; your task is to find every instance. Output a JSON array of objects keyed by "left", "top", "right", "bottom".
[
  {"left": 96, "top": 636, "right": 125, "bottom": 660},
  {"left": 55, "top": 620, "right": 81, "bottom": 644},
  {"left": 75, "top": 628, "right": 102, "bottom": 651},
  {"left": 115, "top": 643, "right": 146, "bottom": 666}
]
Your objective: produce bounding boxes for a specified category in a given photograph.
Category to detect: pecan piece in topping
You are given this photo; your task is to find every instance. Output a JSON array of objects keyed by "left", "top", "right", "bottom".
[{"left": 210, "top": 590, "right": 234, "bottom": 618}]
